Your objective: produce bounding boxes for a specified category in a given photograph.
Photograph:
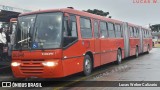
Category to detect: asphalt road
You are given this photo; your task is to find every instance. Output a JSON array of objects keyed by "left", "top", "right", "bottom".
[
  {"left": 0, "top": 48, "right": 160, "bottom": 90},
  {"left": 68, "top": 48, "right": 160, "bottom": 90}
]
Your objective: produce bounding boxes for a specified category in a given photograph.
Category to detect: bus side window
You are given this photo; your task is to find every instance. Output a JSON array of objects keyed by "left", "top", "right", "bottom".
[
  {"left": 100, "top": 21, "right": 107, "bottom": 38},
  {"left": 120, "top": 25, "right": 123, "bottom": 37},
  {"left": 146, "top": 30, "right": 148, "bottom": 38},
  {"left": 94, "top": 20, "right": 99, "bottom": 38},
  {"left": 63, "top": 15, "right": 78, "bottom": 47},
  {"left": 80, "top": 17, "right": 92, "bottom": 38},
  {"left": 129, "top": 26, "right": 133, "bottom": 37},
  {"left": 145, "top": 30, "right": 147, "bottom": 38},
  {"left": 147, "top": 31, "right": 149, "bottom": 38},
  {"left": 144, "top": 30, "right": 146, "bottom": 38},
  {"left": 142, "top": 29, "right": 144, "bottom": 38},
  {"left": 115, "top": 24, "right": 122, "bottom": 38},
  {"left": 108, "top": 22, "right": 115, "bottom": 38},
  {"left": 149, "top": 31, "right": 151, "bottom": 38},
  {"left": 132, "top": 27, "right": 134, "bottom": 38},
  {"left": 63, "top": 16, "right": 69, "bottom": 37},
  {"left": 134, "top": 27, "right": 137, "bottom": 38},
  {"left": 136, "top": 28, "right": 139, "bottom": 38},
  {"left": 70, "top": 16, "right": 78, "bottom": 37},
  {"left": 143, "top": 30, "right": 145, "bottom": 38}
]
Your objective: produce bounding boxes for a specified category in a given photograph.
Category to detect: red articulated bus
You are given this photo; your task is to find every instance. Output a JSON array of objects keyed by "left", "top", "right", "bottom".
[{"left": 11, "top": 8, "right": 152, "bottom": 78}]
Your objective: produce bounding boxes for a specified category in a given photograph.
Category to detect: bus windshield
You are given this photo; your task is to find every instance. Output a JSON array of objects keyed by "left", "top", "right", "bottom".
[{"left": 14, "top": 12, "right": 63, "bottom": 50}]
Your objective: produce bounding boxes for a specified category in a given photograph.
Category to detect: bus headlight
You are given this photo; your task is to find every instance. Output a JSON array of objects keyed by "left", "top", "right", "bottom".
[
  {"left": 42, "top": 62, "right": 57, "bottom": 67},
  {"left": 11, "top": 62, "right": 21, "bottom": 67}
]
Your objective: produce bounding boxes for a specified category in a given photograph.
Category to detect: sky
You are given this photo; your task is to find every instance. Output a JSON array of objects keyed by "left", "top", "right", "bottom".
[{"left": 0, "top": 0, "right": 160, "bottom": 26}]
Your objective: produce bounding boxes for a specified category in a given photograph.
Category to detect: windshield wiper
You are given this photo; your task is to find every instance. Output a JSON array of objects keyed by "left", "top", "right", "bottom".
[{"left": 18, "top": 37, "right": 30, "bottom": 43}]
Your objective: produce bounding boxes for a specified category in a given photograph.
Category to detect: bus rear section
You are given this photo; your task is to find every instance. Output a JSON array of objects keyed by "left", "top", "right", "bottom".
[
  {"left": 141, "top": 28, "right": 152, "bottom": 52},
  {"left": 123, "top": 23, "right": 152, "bottom": 58}
]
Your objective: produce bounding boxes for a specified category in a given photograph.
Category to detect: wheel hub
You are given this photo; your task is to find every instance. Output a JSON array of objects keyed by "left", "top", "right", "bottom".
[{"left": 85, "top": 59, "right": 91, "bottom": 72}]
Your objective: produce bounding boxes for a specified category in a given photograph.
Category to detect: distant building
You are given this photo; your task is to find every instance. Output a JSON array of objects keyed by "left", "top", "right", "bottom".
[
  {"left": 0, "top": 4, "right": 31, "bottom": 22},
  {"left": 0, "top": 4, "right": 31, "bottom": 30}
]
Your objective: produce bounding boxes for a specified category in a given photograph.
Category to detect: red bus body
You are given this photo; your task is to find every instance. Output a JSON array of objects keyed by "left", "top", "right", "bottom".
[{"left": 11, "top": 8, "right": 152, "bottom": 78}]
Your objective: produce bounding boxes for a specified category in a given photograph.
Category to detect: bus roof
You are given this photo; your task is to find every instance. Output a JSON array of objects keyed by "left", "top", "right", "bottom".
[
  {"left": 128, "top": 22, "right": 141, "bottom": 28},
  {"left": 19, "top": 8, "right": 148, "bottom": 29},
  {"left": 19, "top": 8, "right": 123, "bottom": 24},
  {"left": 141, "top": 27, "right": 151, "bottom": 31}
]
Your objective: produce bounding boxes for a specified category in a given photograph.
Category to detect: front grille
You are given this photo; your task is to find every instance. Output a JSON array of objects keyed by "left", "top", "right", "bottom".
[{"left": 20, "top": 59, "right": 44, "bottom": 75}]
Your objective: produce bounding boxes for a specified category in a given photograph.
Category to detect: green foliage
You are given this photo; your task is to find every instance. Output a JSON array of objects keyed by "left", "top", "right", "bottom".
[
  {"left": 150, "top": 24, "right": 160, "bottom": 32},
  {"left": 84, "top": 9, "right": 110, "bottom": 17},
  {"left": 108, "top": 16, "right": 112, "bottom": 18}
]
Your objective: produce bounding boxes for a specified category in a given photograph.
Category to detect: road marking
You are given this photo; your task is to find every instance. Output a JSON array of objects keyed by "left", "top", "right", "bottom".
[{"left": 0, "top": 76, "right": 13, "bottom": 79}]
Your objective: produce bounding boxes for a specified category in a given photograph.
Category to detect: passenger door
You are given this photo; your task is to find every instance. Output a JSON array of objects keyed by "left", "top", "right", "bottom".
[
  {"left": 93, "top": 20, "right": 101, "bottom": 67},
  {"left": 62, "top": 13, "right": 80, "bottom": 76},
  {"left": 99, "top": 21, "right": 111, "bottom": 65}
]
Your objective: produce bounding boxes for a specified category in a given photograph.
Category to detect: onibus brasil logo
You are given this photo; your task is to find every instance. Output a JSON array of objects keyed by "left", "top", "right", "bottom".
[{"left": 1, "top": 82, "right": 42, "bottom": 87}]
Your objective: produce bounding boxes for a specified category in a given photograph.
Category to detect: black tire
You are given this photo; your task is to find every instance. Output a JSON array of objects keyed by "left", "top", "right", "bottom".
[
  {"left": 147, "top": 45, "right": 150, "bottom": 54},
  {"left": 116, "top": 49, "right": 122, "bottom": 65},
  {"left": 135, "top": 47, "right": 139, "bottom": 58},
  {"left": 83, "top": 55, "right": 92, "bottom": 76}
]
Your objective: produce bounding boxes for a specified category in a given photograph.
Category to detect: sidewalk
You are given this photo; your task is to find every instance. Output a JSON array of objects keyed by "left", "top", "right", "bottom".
[
  {"left": 0, "top": 58, "right": 13, "bottom": 81},
  {"left": 0, "top": 57, "right": 11, "bottom": 72},
  {"left": 0, "top": 59, "right": 11, "bottom": 68}
]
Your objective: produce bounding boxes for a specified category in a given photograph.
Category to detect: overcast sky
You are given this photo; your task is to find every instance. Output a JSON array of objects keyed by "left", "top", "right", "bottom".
[{"left": 0, "top": 0, "right": 160, "bottom": 26}]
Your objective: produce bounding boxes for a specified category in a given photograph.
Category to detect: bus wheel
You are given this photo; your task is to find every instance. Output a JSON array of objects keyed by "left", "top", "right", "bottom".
[
  {"left": 135, "top": 47, "right": 139, "bottom": 58},
  {"left": 147, "top": 45, "right": 150, "bottom": 54},
  {"left": 116, "top": 49, "right": 122, "bottom": 65},
  {"left": 83, "top": 55, "right": 92, "bottom": 76}
]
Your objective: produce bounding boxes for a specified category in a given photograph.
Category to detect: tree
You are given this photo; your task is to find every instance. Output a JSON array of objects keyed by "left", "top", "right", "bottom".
[
  {"left": 150, "top": 24, "right": 160, "bottom": 32},
  {"left": 84, "top": 9, "right": 111, "bottom": 18},
  {"left": 108, "top": 16, "right": 112, "bottom": 18}
]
